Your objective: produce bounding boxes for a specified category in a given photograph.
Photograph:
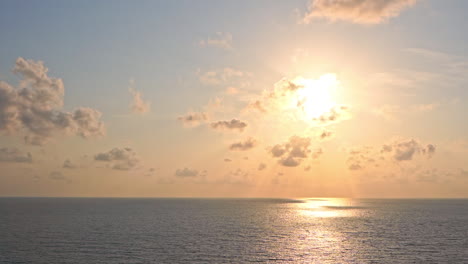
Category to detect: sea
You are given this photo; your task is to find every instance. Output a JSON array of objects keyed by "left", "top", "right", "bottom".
[{"left": 0, "top": 198, "right": 467, "bottom": 263}]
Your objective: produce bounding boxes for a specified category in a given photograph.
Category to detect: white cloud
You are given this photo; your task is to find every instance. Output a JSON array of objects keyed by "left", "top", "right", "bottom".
[
  {"left": 198, "top": 32, "right": 233, "bottom": 50},
  {"left": 128, "top": 80, "right": 150, "bottom": 114},
  {"left": 302, "top": 0, "right": 418, "bottom": 25},
  {"left": 198, "top": 68, "right": 245, "bottom": 86}
]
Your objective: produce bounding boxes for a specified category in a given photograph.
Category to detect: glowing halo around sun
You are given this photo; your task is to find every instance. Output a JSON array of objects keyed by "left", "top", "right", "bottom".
[{"left": 294, "top": 73, "right": 339, "bottom": 119}]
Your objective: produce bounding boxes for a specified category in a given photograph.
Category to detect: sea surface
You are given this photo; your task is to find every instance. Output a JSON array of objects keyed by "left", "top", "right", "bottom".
[{"left": 0, "top": 198, "right": 467, "bottom": 263}]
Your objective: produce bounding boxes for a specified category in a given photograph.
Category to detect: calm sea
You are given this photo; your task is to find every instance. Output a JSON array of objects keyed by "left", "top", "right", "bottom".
[{"left": 0, "top": 198, "right": 467, "bottom": 263}]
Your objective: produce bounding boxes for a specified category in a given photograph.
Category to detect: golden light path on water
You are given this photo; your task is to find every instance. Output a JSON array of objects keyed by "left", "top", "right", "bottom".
[
  {"left": 295, "top": 198, "right": 360, "bottom": 218},
  {"left": 277, "top": 198, "right": 365, "bottom": 263}
]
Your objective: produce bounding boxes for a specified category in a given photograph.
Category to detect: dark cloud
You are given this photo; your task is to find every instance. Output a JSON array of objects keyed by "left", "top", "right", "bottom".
[
  {"left": 302, "top": 0, "right": 418, "bottom": 25},
  {"left": 210, "top": 119, "right": 247, "bottom": 132},
  {"left": 229, "top": 137, "right": 257, "bottom": 151},
  {"left": 270, "top": 136, "right": 312, "bottom": 167},
  {"left": 224, "top": 158, "right": 232, "bottom": 162},
  {"left": 0, "top": 58, "right": 105, "bottom": 145},
  {"left": 0, "top": 147, "right": 32, "bottom": 163},
  {"left": 94, "top": 147, "right": 139, "bottom": 170},
  {"left": 175, "top": 167, "right": 199, "bottom": 178}
]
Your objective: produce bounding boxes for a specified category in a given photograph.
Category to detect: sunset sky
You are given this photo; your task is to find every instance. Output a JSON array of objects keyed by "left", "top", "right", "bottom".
[{"left": 1, "top": 0, "right": 467, "bottom": 198}]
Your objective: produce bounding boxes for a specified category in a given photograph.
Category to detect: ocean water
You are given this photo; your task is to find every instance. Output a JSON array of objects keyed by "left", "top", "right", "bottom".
[{"left": 0, "top": 198, "right": 467, "bottom": 263}]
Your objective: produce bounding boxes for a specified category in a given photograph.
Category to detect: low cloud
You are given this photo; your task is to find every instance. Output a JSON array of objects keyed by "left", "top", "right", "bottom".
[
  {"left": 229, "top": 137, "right": 257, "bottom": 151},
  {"left": 94, "top": 147, "right": 140, "bottom": 170},
  {"left": 258, "top": 163, "right": 266, "bottom": 171},
  {"left": 177, "top": 112, "right": 208, "bottom": 127},
  {"left": 128, "top": 80, "right": 150, "bottom": 114},
  {"left": 385, "top": 139, "right": 436, "bottom": 161},
  {"left": 198, "top": 32, "right": 233, "bottom": 50},
  {"left": 210, "top": 119, "right": 247, "bottom": 132},
  {"left": 347, "top": 139, "right": 436, "bottom": 171},
  {"left": 302, "top": 0, "right": 418, "bottom": 25},
  {"left": 270, "top": 136, "right": 312, "bottom": 167},
  {"left": 0, "top": 57, "right": 105, "bottom": 145},
  {"left": 319, "top": 130, "right": 333, "bottom": 140},
  {"left": 63, "top": 159, "right": 76, "bottom": 169},
  {"left": 175, "top": 167, "right": 199, "bottom": 178},
  {"left": 198, "top": 67, "right": 245, "bottom": 86},
  {"left": 0, "top": 147, "right": 32, "bottom": 163},
  {"left": 49, "top": 171, "right": 70, "bottom": 182},
  {"left": 313, "top": 105, "right": 351, "bottom": 125}
]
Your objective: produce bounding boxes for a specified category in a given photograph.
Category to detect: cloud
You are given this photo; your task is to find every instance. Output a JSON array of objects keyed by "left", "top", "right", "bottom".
[
  {"left": 210, "top": 119, "right": 247, "bottom": 132},
  {"left": 175, "top": 167, "right": 199, "bottom": 178},
  {"left": 229, "top": 137, "right": 257, "bottom": 151},
  {"left": 177, "top": 112, "right": 208, "bottom": 127},
  {"left": 224, "top": 158, "right": 232, "bottom": 162},
  {"left": 391, "top": 139, "right": 436, "bottom": 161},
  {"left": 270, "top": 136, "right": 312, "bottom": 167},
  {"left": 49, "top": 171, "right": 70, "bottom": 182},
  {"left": 198, "top": 68, "right": 245, "bottom": 86},
  {"left": 319, "top": 130, "right": 333, "bottom": 140},
  {"left": 0, "top": 147, "right": 32, "bottom": 163},
  {"left": 246, "top": 100, "right": 267, "bottom": 113},
  {"left": 63, "top": 159, "right": 76, "bottom": 169},
  {"left": 0, "top": 57, "right": 105, "bottom": 145},
  {"left": 94, "top": 147, "right": 140, "bottom": 170},
  {"left": 313, "top": 105, "right": 351, "bottom": 125},
  {"left": 347, "top": 139, "right": 436, "bottom": 171},
  {"left": 258, "top": 163, "right": 266, "bottom": 171},
  {"left": 302, "top": 0, "right": 418, "bottom": 25},
  {"left": 128, "top": 80, "right": 150, "bottom": 114},
  {"left": 198, "top": 32, "right": 233, "bottom": 50}
]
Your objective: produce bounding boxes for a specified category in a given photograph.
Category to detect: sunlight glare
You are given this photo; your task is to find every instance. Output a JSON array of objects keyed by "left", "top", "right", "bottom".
[{"left": 295, "top": 74, "right": 338, "bottom": 119}]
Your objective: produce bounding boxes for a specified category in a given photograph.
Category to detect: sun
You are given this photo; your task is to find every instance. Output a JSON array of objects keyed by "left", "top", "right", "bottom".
[{"left": 293, "top": 74, "right": 338, "bottom": 119}]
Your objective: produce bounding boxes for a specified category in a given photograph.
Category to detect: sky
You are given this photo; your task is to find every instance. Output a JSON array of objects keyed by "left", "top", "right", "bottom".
[{"left": 0, "top": 0, "right": 468, "bottom": 198}]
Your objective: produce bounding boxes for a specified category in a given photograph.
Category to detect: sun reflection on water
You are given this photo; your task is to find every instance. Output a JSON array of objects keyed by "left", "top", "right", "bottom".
[{"left": 295, "top": 198, "right": 359, "bottom": 218}]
